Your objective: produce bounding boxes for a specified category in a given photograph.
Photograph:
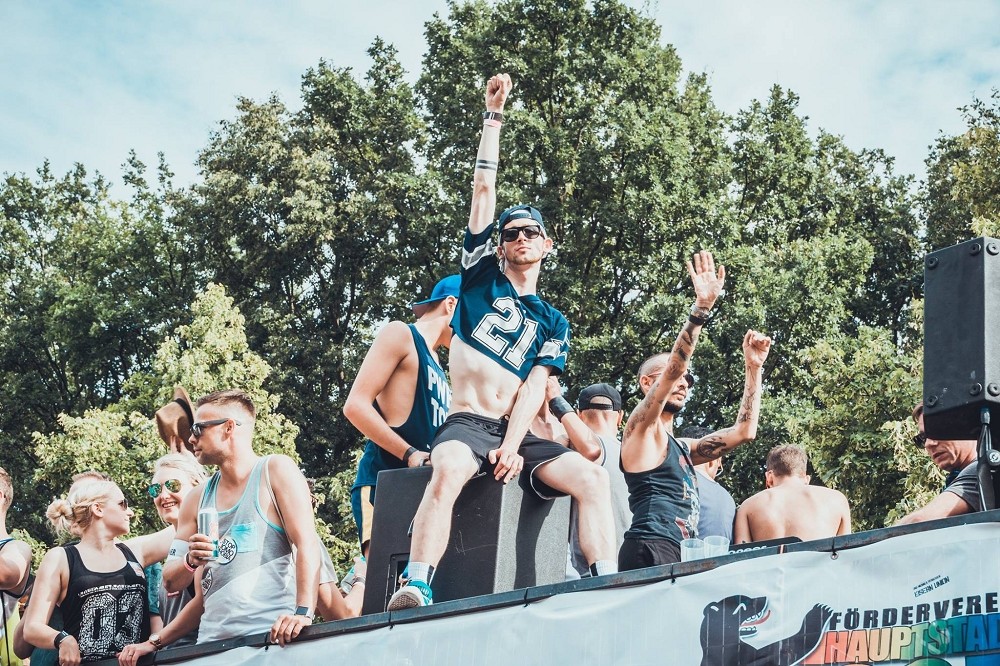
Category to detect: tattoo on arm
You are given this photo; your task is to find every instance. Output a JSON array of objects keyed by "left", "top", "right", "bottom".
[
  {"left": 738, "top": 389, "right": 756, "bottom": 423},
  {"left": 694, "top": 438, "right": 727, "bottom": 460}
]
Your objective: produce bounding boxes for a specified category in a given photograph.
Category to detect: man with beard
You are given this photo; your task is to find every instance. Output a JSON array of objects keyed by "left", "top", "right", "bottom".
[
  {"left": 620, "top": 259, "right": 772, "bottom": 569},
  {"left": 386, "top": 74, "right": 618, "bottom": 610}
]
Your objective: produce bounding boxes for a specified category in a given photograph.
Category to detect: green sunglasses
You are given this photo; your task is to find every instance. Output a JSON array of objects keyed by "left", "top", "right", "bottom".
[{"left": 147, "top": 479, "right": 183, "bottom": 498}]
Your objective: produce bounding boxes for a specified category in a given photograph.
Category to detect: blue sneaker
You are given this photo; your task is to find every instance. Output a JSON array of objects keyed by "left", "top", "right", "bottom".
[{"left": 387, "top": 579, "right": 433, "bottom": 610}]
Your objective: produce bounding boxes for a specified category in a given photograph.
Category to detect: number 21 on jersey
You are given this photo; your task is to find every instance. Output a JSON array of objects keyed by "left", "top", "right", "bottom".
[{"left": 471, "top": 297, "right": 538, "bottom": 370}]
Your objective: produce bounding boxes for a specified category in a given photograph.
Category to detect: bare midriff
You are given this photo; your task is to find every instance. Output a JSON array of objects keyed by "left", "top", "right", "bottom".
[{"left": 447, "top": 336, "right": 522, "bottom": 419}]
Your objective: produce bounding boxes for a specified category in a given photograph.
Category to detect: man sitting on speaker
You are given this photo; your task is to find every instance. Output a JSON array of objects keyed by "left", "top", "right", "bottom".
[
  {"left": 386, "top": 73, "right": 618, "bottom": 610},
  {"left": 895, "top": 403, "right": 981, "bottom": 525}
]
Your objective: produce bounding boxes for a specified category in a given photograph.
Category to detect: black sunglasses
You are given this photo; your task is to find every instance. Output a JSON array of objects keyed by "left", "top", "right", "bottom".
[
  {"left": 191, "top": 418, "right": 241, "bottom": 438},
  {"left": 500, "top": 224, "right": 543, "bottom": 243},
  {"left": 147, "top": 479, "right": 183, "bottom": 498},
  {"left": 913, "top": 431, "right": 927, "bottom": 447}
]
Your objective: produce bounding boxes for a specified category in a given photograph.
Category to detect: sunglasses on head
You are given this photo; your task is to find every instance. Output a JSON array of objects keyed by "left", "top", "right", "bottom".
[
  {"left": 147, "top": 479, "right": 183, "bottom": 498},
  {"left": 913, "top": 432, "right": 927, "bottom": 447},
  {"left": 190, "top": 418, "right": 241, "bottom": 438},
  {"left": 500, "top": 224, "right": 543, "bottom": 243}
]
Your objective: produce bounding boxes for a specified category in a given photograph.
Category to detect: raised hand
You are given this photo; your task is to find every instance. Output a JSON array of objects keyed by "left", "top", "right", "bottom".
[
  {"left": 742, "top": 329, "right": 772, "bottom": 369},
  {"left": 685, "top": 250, "right": 725, "bottom": 309},
  {"left": 485, "top": 73, "right": 512, "bottom": 113}
]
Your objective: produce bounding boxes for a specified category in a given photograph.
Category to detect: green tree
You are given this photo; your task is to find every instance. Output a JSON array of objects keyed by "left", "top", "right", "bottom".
[
  {"left": 0, "top": 158, "right": 193, "bottom": 538},
  {"left": 924, "top": 89, "right": 1000, "bottom": 244},
  {"left": 173, "top": 41, "right": 452, "bottom": 485}
]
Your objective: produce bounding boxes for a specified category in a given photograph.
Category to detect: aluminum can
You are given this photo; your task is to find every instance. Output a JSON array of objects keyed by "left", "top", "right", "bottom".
[{"left": 197, "top": 507, "right": 220, "bottom": 561}]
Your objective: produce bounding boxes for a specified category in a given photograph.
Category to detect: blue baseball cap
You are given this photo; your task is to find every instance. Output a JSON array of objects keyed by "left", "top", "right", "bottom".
[
  {"left": 411, "top": 274, "right": 461, "bottom": 317},
  {"left": 497, "top": 204, "right": 546, "bottom": 235}
]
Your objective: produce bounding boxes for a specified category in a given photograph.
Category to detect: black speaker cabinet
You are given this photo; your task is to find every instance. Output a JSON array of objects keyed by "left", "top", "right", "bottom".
[
  {"left": 923, "top": 236, "right": 1000, "bottom": 440},
  {"left": 362, "top": 466, "right": 571, "bottom": 614}
]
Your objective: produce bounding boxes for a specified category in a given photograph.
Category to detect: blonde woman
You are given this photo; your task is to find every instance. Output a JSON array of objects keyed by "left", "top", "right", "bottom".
[
  {"left": 145, "top": 454, "right": 206, "bottom": 648},
  {"left": 22, "top": 480, "right": 173, "bottom": 665}
]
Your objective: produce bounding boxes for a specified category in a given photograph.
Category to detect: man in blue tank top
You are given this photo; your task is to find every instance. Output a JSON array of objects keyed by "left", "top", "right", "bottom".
[
  {"left": 619, "top": 253, "right": 772, "bottom": 568},
  {"left": 387, "top": 74, "right": 619, "bottom": 610},
  {"left": 344, "top": 275, "right": 459, "bottom": 555}
]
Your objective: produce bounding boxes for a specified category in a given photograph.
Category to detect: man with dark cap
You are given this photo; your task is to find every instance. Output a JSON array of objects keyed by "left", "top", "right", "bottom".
[
  {"left": 895, "top": 403, "right": 981, "bottom": 525},
  {"left": 387, "top": 74, "right": 617, "bottom": 610},
  {"left": 343, "top": 274, "right": 460, "bottom": 556},
  {"left": 546, "top": 380, "right": 630, "bottom": 578}
]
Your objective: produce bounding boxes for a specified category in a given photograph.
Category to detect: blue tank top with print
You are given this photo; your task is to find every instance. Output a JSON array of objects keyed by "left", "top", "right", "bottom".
[{"left": 352, "top": 324, "right": 451, "bottom": 489}]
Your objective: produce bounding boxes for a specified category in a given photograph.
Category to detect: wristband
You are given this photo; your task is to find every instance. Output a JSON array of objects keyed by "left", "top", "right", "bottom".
[
  {"left": 689, "top": 303, "right": 713, "bottom": 326},
  {"left": 548, "top": 396, "right": 575, "bottom": 421},
  {"left": 167, "top": 538, "right": 189, "bottom": 561},
  {"left": 294, "top": 605, "right": 315, "bottom": 621},
  {"left": 54, "top": 630, "right": 71, "bottom": 649},
  {"left": 183, "top": 552, "right": 198, "bottom": 572},
  {"left": 354, "top": 576, "right": 366, "bottom": 585},
  {"left": 402, "top": 446, "right": 418, "bottom": 465},
  {"left": 482, "top": 111, "right": 504, "bottom": 123},
  {"left": 483, "top": 119, "right": 502, "bottom": 129}
]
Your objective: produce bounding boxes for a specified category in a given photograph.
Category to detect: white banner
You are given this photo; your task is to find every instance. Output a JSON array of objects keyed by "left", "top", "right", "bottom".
[{"left": 174, "top": 523, "right": 1000, "bottom": 666}]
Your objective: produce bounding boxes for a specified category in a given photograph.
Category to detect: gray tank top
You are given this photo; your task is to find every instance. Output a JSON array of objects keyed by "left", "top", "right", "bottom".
[
  {"left": 196, "top": 456, "right": 295, "bottom": 643},
  {"left": 569, "top": 435, "right": 632, "bottom": 577}
]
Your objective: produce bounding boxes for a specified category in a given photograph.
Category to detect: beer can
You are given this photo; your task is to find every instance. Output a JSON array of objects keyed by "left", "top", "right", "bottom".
[{"left": 197, "top": 507, "right": 220, "bottom": 561}]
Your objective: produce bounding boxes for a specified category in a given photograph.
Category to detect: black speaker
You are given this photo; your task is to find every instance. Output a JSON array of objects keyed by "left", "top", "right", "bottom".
[
  {"left": 923, "top": 236, "right": 1000, "bottom": 440},
  {"left": 362, "top": 466, "right": 571, "bottom": 614}
]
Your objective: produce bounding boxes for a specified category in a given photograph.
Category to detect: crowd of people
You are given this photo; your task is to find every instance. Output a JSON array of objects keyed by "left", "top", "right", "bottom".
[{"left": 0, "top": 73, "right": 988, "bottom": 664}]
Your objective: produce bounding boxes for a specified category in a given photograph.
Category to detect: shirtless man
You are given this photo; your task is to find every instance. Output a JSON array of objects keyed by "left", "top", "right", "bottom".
[
  {"left": 343, "top": 275, "right": 458, "bottom": 555},
  {"left": 386, "top": 73, "right": 617, "bottom": 610},
  {"left": 734, "top": 444, "right": 851, "bottom": 543},
  {"left": 620, "top": 256, "right": 772, "bottom": 569}
]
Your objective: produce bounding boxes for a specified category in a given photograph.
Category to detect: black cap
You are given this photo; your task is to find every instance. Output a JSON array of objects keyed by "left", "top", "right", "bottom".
[{"left": 577, "top": 383, "right": 623, "bottom": 411}]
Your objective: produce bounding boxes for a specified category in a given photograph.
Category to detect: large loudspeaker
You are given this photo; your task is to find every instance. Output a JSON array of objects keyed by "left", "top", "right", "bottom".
[
  {"left": 923, "top": 236, "right": 1000, "bottom": 440},
  {"left": 362, "top": 466, "right": 571, "bottom": 615}
]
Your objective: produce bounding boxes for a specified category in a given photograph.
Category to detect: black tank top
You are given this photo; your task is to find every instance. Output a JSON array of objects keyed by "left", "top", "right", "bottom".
[
  {"left": 61, "top": 543, "right": 150, "bottom": 662},
  {"left": 623, "top": 432, "right": 701, "bottom": 544}
]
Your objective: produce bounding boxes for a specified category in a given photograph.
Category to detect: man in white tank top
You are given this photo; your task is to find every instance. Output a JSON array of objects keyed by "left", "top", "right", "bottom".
[{"left": 138, "top": 389, "right": 322, "bottom": 659}]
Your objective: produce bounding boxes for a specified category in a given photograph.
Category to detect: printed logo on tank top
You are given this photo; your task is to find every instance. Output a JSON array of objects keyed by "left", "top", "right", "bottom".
[
  {"left": 217, "top": 536, "right": 238, "bottom": 565},
  {"left": 676, "top": 456, "right": 701, "bottom": 539},
  {"left": 427, "top": 365, "right": 451, "bottom": 428},
  {"left": 77, "top": 585, "right": 145, "bottom": 659},
  {"left": 201, "top": 567, "right": 213, "bottom": 595}
]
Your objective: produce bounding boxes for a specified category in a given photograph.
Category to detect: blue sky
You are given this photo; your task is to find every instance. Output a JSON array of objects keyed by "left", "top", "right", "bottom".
[{"left": 2, "top": 1, "right": 998, "bottom": 191}]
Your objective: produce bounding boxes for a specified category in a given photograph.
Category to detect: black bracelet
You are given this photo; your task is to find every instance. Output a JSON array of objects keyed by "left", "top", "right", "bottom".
[
  {"left": 402, "top": 446, "right": 418, "bottom": 465},
  {"left": 54, "top": 630, "right": 71, "bottom": 649},
  {"left": 689, "top": 303, "right": 712, "bottom": 326},
  {"left": 688, "top": 313, "right": 709, "bottom": 326},
  {"left": 548, "top": 396, "right": 575, "bottom": 421},
  {"left": 482, "top": 111, "right": 504, "bottom": 123}
]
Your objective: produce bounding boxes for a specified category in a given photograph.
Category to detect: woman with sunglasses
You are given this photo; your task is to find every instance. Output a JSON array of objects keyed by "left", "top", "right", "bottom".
[
  {"left": 22, "top": 479, "right": 174, "bottom": 665},
  {"left": 145, "top": 454, "right": 206, "bottom": 648}
]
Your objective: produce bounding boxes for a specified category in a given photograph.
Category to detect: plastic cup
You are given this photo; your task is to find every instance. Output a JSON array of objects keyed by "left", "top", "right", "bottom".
[
  {"left": 680, "top": 538, "right": 706, "bottom": 562},
  {"left": 704, "top": 535, "right": 730, "bottom": 557}
]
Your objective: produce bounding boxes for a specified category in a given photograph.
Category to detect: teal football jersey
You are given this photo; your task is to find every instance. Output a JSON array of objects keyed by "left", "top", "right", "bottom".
[{"left": 452, "top": 227, "right": 569, "bottom": 381}]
